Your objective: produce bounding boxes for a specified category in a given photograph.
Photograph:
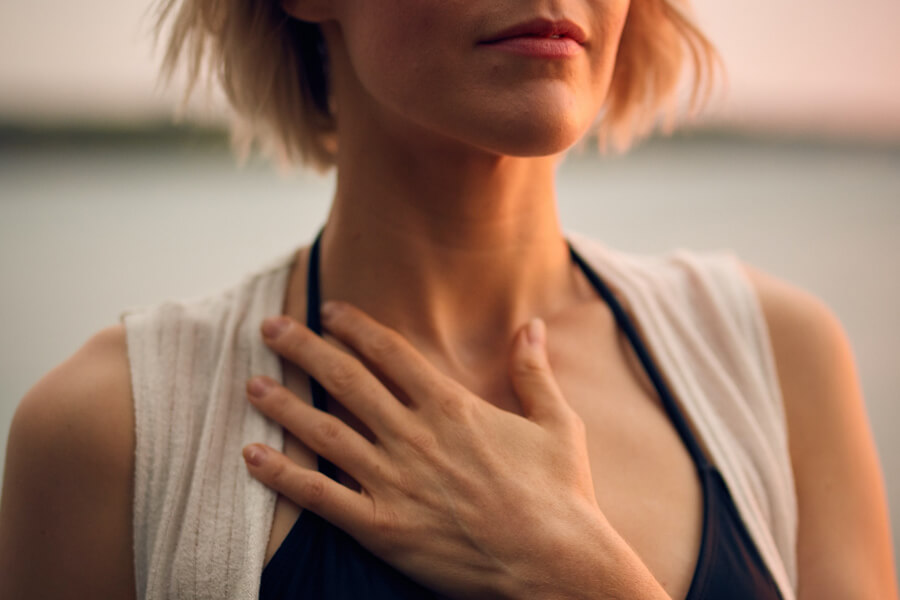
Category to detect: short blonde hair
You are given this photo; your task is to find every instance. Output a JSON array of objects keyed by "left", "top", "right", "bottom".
[{"left": 154, "top": 0, "right": 721, "bottom": 173}]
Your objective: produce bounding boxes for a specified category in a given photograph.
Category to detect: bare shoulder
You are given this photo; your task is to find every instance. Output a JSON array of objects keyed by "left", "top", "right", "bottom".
[
  {"left": 738, "top": 262, "right": 899, "bottom": 599},
  {"left": 0, "top": 324, "right": 136, "bottom": 599},
  {"left": 738, "top": 262, "right": 849, "bottom": 366},
  {"left": 8, "top": 324, "right": 134, "bottom": 477}
]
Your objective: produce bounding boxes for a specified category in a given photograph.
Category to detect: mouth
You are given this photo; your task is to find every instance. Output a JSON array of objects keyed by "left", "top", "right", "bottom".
[{"left": 478, "top": 18, "right": 588, "bottom": 46}]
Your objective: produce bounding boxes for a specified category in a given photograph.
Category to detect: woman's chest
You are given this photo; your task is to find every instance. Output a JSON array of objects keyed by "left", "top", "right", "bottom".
[
  {"left": 554, "top": 333, "right": 705, "bottom": 600},
  {"left": 545, "top": 310, "right": 705, "bottom": 600},
  {"left": 264, "top": 318, "right": 705, "bottom": 600}
]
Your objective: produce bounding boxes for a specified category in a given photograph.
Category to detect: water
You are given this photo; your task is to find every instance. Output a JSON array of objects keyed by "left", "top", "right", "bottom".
[{"left": 2, "top": 130, "right": 899, "bottom": 578}]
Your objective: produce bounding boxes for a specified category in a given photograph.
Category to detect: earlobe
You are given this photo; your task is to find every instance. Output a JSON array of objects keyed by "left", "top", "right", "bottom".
[{"left": 280, "top": 0, "right": 334, "bottom": 23}]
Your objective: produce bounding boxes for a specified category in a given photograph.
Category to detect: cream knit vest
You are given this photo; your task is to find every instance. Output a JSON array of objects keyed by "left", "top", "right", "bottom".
[{"left": 120, "top": 230, "right": 798, "bottom": 599}]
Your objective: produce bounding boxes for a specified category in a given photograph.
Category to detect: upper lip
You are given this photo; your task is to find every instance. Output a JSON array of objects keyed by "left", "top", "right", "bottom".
[{"left": 479, "top": 18, "right": 588, "bottom": 45}]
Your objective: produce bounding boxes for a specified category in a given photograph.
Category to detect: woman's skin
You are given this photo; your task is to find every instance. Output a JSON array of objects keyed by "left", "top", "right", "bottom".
[
  {"left": 0, "top": 0, "right": 897, "bottom": 598},
  {"left": 249, "top": 304, "right": 675, "bottom": 599}
]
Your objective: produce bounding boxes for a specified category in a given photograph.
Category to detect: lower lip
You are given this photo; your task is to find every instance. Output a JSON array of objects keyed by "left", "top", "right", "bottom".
[{"left": 479, "top": 36, "right": 583, "bottom": 58}]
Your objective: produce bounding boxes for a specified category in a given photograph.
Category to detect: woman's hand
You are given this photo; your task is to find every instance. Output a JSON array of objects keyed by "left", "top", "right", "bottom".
[{"left": 243, "top": 302, "right": 668, "bottom": 600}]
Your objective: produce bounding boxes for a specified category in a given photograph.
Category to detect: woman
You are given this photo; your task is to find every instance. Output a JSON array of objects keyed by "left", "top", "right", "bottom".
[{"left": 1, "top": 0, "right": 896, "bottom": 598}]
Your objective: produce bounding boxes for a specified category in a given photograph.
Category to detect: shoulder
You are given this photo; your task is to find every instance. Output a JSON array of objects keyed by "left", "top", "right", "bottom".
[
  {"left": 6, "top": 324, "right": 134, "bottom": 492},
  {"left": 735, "top": 261, "right": 863, "bottom": 451},
  {"left": 637, "top": 245, "right": 897, "bottom": 595},
  {"left": 734, "top": 261, "right": 852, "bottom": 473},
  {"left": 0, "top": 324, "right": 136, "bottom": 598},
  {"left": 737, "top": 262, "right": 848, "bottom": 375},
  {"left": 736, "top": 261, "right": 856, "bottom": 416},
  {"left": 737, "top": 261, "right": 899, "bottom": 598},
  {"left": 12, "top": 324, "right": 133, "bottom": 453}
]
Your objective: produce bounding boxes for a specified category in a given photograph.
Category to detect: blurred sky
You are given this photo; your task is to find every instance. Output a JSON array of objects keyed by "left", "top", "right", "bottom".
[{"left": 1, "top": 0, "right": 899, "bottom": 140}]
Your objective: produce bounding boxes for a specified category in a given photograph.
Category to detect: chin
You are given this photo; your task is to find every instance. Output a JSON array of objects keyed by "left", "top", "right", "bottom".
[
  {"left": 461, "top": 90, "right": 593, "bottom": 156},
  {"left": 473, "top": 114, "right": 588, "bottom": 157},
  {"left": 393, "top": 89, "right": 594, "bottom": 159}
]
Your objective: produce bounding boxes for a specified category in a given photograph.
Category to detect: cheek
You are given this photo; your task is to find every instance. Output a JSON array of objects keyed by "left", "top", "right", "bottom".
[
  {"left": 586, "top": 1, "right": 632, "bottom": 92},
  {"left": 341, "top": 0, "right": 459, "bottom": 107}
]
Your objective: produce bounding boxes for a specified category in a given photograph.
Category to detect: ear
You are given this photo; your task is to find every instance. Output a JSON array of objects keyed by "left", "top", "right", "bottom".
[{"left": 281, "top": 0, "right": 335, "bottom": 23}]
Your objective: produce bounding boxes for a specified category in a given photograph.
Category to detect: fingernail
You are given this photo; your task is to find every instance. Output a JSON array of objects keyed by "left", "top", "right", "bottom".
[
  {"left": 262, "top": 316, "right": 290, "bottom": 339},
  {"left": 247, "top": 377, "right": 271, "bottom": 398},
  {"left": 243, "top": 444, "right": 266, "bottom": 466},
  {"left": 526, "top": 318, "right": 545, "bottom": 347}
]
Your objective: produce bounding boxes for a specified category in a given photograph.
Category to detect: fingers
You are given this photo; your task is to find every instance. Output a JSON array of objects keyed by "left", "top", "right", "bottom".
[
  {"left": 242, "top": 443, "right": 372, "bottom": 537},
  {"left": 319, "top": 302, "right": 455, "bottom": 408},
  {"left": 260, "top": 316, "right": 409, "bottom": 437},
  {"left": 247, "top": 376, "right": 387, "bottom": 485},
  {"left": 508, "top": 318, "right": 572, "bottom": 427}
]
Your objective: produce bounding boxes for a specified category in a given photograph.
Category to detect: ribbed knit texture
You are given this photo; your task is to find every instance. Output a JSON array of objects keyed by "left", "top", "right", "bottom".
[{"left": 120, "top": 231, "right": 798, "bottom": 600}]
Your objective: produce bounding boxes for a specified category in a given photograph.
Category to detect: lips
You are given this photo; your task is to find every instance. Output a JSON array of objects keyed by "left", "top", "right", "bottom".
[{"left": 479, "top": 18, "right": 588, "bottom": 46}]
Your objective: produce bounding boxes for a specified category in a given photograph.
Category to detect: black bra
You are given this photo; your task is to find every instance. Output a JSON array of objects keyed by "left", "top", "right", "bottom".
[{"left": 260, "top": 229, "right": 784, "bottom": 599}]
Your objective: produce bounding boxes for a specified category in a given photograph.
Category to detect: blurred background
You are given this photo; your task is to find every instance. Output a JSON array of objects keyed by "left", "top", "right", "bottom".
[{"left": 1, "top": 0, "right": 898, "bottom": 582}]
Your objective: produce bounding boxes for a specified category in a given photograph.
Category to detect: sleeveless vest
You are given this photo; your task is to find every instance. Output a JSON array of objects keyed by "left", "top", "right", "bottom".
[{"left": 120, "top": 230, "right": 798, "bottom": 599}]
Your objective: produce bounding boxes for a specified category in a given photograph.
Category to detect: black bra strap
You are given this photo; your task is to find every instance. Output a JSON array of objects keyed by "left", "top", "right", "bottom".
[
  {"left": 306, "top": 227, "right": 339, "bottom": 480},
  {"left": 566, "top": 242, "right": 713, "bottom": 472}
]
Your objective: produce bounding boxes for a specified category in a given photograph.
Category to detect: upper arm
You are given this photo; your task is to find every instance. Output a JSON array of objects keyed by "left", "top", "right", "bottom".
[
  {"left": 741, "top": 263, "right": 899, "bottom": 600},
  {"left": 0, "top": 324, "right": 137, "bottom": 600}
]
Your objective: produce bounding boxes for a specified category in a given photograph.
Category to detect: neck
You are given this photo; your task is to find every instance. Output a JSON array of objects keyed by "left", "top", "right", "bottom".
[
  {"left": 317, "top": 149, "right": 579, "bottom": 378},
  {"left": 309, "top": 55, "right": 585, "bottom": 380}
]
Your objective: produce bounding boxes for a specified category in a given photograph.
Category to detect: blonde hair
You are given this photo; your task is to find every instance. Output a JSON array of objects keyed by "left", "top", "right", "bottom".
[{"left": 153, "top": 0, "right": 722, "bottom": 173}]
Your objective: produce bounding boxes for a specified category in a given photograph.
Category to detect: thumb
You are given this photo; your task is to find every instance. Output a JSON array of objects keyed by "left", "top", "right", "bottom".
[{"left": 508, "top": 318, "right": 567, "bottom": 425}]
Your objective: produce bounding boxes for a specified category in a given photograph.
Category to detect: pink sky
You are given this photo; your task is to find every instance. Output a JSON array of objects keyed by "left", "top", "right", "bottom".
[{"left": 2, "top": 0, "right": 898, "bottom": 140}]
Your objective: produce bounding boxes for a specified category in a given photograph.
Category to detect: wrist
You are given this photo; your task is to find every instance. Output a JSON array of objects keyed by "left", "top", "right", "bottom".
[{"left": 500, "top": 504, "right": 671, "bottom": 600}]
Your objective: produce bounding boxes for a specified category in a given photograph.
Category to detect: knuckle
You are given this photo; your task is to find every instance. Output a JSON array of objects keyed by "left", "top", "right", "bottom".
[
  {"left": 365, "top": 458, "right": 390, "bottom": 486},
  {"left": 372, "top": 508, "right": 403, "bottom": 543},
  {"left": 436, "top": 391, "right": 468, "bottom": 420},
  {"left": 365, "top": 331, "right": 402, "bottom": 359},
  {"left": 405, "top": 427, "right": 438, "bottom": 456},
  {"left": 323, "top": 359, "right": 358, "bottom": 396},
  {"left": 391, "top": 467, "right": 416, "bottom": 495},
  {"left": 513, "top": 354, "right": 545, "bottom": 378},
  {"left": 312, "top": 417, "right": 342, "bottom": 447},
  {"left": 302, "top": 475, "right": 327, "bottom": 508}
]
